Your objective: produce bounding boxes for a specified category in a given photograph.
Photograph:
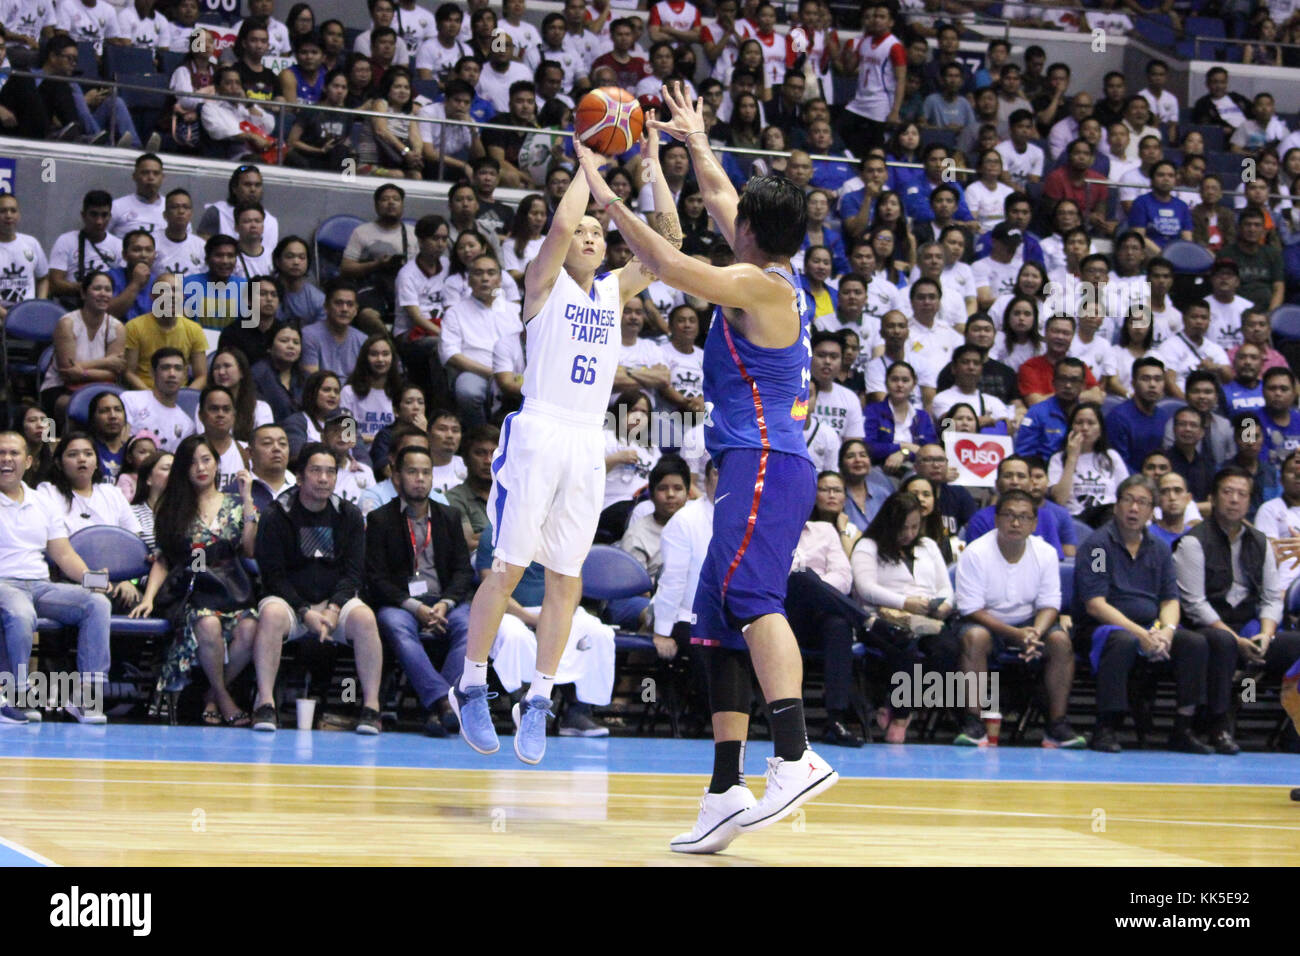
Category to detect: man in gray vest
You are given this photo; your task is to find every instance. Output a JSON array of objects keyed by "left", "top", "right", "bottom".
[{"left": 1174, "top": 465, "right": 1300, "bottom": 754}]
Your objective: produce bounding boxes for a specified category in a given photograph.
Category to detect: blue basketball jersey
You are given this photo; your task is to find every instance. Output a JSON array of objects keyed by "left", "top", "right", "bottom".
[{"left": 701, "top": 266, "right": 813, "bottom": 460}]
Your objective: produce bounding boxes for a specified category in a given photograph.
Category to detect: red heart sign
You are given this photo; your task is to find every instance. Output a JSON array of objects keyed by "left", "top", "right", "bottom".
[{"left": 954, "top": 439, "right": 1005, "bottom": 479}]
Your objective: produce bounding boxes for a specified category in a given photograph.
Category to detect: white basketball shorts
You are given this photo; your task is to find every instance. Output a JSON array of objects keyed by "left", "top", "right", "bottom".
[{"left": 486, "top": 400, "right": 606, "bottom": 578}]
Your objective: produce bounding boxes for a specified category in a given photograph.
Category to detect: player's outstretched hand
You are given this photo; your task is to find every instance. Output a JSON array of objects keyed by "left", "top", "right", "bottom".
[
  {"left": 653, "top": 81, "right": 706, "bottom": 143},
  {"left": 574, "top": 139, "right": 617, "bottom": 207}
]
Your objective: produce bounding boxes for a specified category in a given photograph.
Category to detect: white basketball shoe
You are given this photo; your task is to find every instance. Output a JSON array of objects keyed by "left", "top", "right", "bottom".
[
  {"left": 669, "top": 785, "right": 757, "bottom": 854},
  {"left": 735, "top": 748, "right": 838, "bottom": 832}
]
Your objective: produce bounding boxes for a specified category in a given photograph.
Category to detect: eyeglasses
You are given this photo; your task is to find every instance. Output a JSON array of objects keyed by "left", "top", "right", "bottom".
[
  {"left": 999, "top": 512, "right": 1035, "bottom": 525},
  {"left": 917, "top": 456, "right": 947, "bottom": 464},
  {"left": 1118, "top": 494, "right": 1154, "bottom": 507}
]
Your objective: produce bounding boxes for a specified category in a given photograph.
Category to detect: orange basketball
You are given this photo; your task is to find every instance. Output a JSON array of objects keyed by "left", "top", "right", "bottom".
[{"left": 575, "top": 87, "right": 645, "bottom": 156}]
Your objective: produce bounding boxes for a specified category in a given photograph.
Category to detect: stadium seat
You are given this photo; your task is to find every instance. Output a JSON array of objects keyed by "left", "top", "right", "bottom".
[
  {"left": 176, "top": 387, "right": 200, "bottom": 419},
  {"left": 1162, "top": 240, "right": 1215, "bottom": 274},
  {"left": 67, "top": 383, "right": 125, "bottom": 425},
  {"left": 1156, "top": 396, "right": 1186, "bottom": 416},
  {"left": 114, "top": 72, "right": 171, "bottom": 139},
  {"left": 1269, "top": 304, "right": 1300, "bottom": 342},
  {"left": 106, "top": 45, "right": 157, "bottom": 78},
  {"left": 2, "top": 299, "right": 65, "bottom": 379},
  {"left": 74, "top": 41, "right": 100, "bottom": 77},
  {"left": 314, "top": 214, "right": 365, "bottom": 283},
  {"left": 1137, "top": 16, "right": 1176, "bottom": 49},
  {"left": 580, "top": 545, "right": 652, "bottom": 602},
  {"left": 1286, "top": 576, "right": 1300, "bottom": 625},
  {"left": 1072, "top": 520, "right": 1093, "bottom": 549},
  {"left": 67, "top": 526, "right": 171, "bottom": 637},
  {"left": 412, "top": 79, "right": 441, "bottom": 103},
  {"left": 36, "top": 345, "right": 54, "bottom": 384},
  {"left": 1187, "top": 16, "right": 1226, "bottom": 37},
  {"left": 158, "top": 50, "right": 185, "bottom": 76},
  {"left": 1185, "top": 124, "right": 1226, "bottom": 152}
]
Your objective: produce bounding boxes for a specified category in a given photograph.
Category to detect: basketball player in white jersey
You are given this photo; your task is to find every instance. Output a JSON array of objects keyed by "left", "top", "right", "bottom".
[{"left": 448, "top": 131, "right": 682, "bottom": 765}]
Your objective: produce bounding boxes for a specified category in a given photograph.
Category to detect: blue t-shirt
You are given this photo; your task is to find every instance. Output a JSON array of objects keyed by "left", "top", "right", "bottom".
[
  {"left": 1223, "top": 380, "right": 1265, "bottom": 416},
  {"left": 1263, "top": 408, "right": 1300, "bottom": 469},
  {"left": 1127, "top": 193, "right": 1192, "bottom": 248}
]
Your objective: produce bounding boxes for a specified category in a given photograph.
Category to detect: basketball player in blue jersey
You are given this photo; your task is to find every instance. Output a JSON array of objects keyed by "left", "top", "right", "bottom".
[
  {"left": 447, "top": 132, "right": 682, "bottom": 766},
  {"left": 578, "top": 82, "right": 838, "bottom": 854}
]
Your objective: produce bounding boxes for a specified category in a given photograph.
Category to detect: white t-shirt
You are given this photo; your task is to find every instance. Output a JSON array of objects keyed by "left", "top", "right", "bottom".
[
  {"left": 1047, "top": 448, "right": 1129, "bottom": 516},
  {"left": 152, "top": 231, "right": 206, "bottom": 278},
  {"left": 121, "top": 390, "right": 196, "bottom": 452},
  {"left": 989, "top": 333, "right": 1043, "bottom": 368},
  {"left": 1117, "top": 165, "right": 1150, "bottom": 206},
  {"left": 971, "top": 256, "right": 1020, "bottom": 299},
  {"left": 0, "top": 233, "right": 49, "bottom": 305},
  {"left": 1254, "top": 496, "right": 1300, "bottom": 589},
  {"left": 394, "top": 259, "right": 450, "bottom": 337},
  {"left": 476, "top": 61, "right": 533, "bottom": 113},
  {"left": 1208, "top": 295, "right": 1252, "bottom": 351},
  {"left": 660, "top": 342, "right": 704, "bottom": 401},
  {"left": 430, "top": 456, "right": 467, "bottom": 497},
  {"left": 36, "top": 481, "right": 140, "bottom": 538},
  {"left": 497, "top": 17, "right": 543, "bottom": 60},
  {"left": 1209, "top": 94, "right": 1247, "bottom": 130},
  {"left": 392, "top": 2, "right": 437, "bottom": 58},
  {"left": 116, "top": 3, "right": 169, "bottom": 48},
  {"left": 1156, "top": 333, "right": 1230, "bottom": 389},
  {"left": 994, "top": 140, "right": 1044, "bottom": 189},
  {"left": 1099, "top": 345, "right": 1155, "bottom": 393},
  {"left": 955, "top": 531, "right": 1061, "bottom": 622},
  {"left": 109, "top": 193, "right": 166, "bottom": 240},
  {"left": 49, "top": 230, "right": 122, "bottom": 279},
  {"left": 865, "top": 352, "right": 936, "bottom": 406},
  {"left": 1068, "top": 333, "right": 1111, "bottom": 379},
  {"left": 863, "top": 274, "right": 907, "bottom": 326},
  {"left": 1140, "top": 87, "right": 1180, "bottom": 124},
  {"left": 0, "top": 484, "right": 65, "bottom": 580},
  {"left": 56, "top": 0, "right": 122, "bottom": 54},
  {"left": 963, "top": 180, "right": 1015, "bottom": 231},
  {"left": 416, "top": 36, "right": 473, "bottom": 85},
  {"left": 339, "top": 386, "right": 395, "bottom": 442},
  {"left": 811, "top": 381, "right": 866, "bottom": 442},
  {"left": 932, "top": 386, "right": 1010, "bottom": 425},
  {"left": 334, "top": 460, "right": 377, "bottom": 505},
  {"left": 502, "top": 237, "right": 543, "bottom": 277},
  {"left": 233, "top": 246, "right": 274, "bottom": 280},
  {"left": 603, "top": 433, "right": 660, "bottom": 509}
]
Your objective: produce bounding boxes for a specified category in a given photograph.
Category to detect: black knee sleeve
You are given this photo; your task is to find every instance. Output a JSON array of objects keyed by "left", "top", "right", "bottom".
[{"left": 705, "top": 646, "right": 753, "bottom": 715}]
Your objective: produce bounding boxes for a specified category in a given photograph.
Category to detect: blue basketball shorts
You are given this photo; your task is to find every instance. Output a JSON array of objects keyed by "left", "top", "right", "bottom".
[{"left": 691, "top": 447, "right": 816, "bottom": 651}]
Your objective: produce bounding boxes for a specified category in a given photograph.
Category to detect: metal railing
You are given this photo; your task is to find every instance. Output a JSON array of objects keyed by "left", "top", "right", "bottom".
[{"left": 1190, "top": 33, "right": 1300, "bottom": 59}]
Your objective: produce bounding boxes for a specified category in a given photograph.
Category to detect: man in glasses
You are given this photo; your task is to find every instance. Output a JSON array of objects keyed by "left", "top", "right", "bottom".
[
  {"left": 1074, "top": 475, "right": 1215, "bottom": 753},
  {"left": 950, "top": 489, "right": 1084, "bottom": 748}
]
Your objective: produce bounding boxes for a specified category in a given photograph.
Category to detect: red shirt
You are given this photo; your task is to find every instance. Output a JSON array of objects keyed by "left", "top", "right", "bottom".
[
  {"left": 591, "top": 52, "right": 652, "bottom": 90},
  {"left": 1018, "top": 354, "right": 1097, "bottom": 398},
  {"left": 1043, "top": 166, "right": 1108, "bottom": 219}
]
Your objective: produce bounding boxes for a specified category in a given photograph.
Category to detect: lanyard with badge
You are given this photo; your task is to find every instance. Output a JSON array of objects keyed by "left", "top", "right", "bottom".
[{"left": 407, "top": 514, "right": 431, "bottom": 597}]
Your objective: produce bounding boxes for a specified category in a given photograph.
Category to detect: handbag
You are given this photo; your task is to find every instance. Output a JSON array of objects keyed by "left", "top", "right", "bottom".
[
  {"left": 187, "top": 535, "right": 254, "bottom": 612},
  {"left": 152, "top": 562, "right": 195, "bottom": 631}
]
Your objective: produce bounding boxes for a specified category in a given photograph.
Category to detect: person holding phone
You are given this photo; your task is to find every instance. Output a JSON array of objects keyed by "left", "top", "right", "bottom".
[{"left": 0, "top": 431, "right": 113, "bottom": 724}]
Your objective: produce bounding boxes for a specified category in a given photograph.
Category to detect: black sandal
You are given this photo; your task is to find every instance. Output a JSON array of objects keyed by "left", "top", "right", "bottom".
[
  {"left": 223, "top": 710, "right": 251, "bottom": 727},
  {"left": 202, "top": 708, "right": 222, "bottom": 726}
]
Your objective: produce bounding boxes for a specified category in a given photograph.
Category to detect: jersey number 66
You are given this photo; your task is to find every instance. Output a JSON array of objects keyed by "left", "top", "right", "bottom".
[{"left": 570, "top": 355, "right": 598, "bottom": 385}]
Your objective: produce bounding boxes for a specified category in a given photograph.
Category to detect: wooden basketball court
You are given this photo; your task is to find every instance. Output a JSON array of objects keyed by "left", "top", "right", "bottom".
[{"left": 0, "top": 729, "right": 1295, "bottom": 865}]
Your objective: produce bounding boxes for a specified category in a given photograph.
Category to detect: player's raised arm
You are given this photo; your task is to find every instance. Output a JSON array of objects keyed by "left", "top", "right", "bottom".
[
  {"left": 656, "top": 82, "right": 740, "bottom": 248},
  {"left": 619, "top": 128, "right": 684, "bottom": 303},
  {"left": 576, "top": 141, "right": 774, "bottom": 316},
  {"left": 522, "top": 160, "right": 592, "bottom": 322}
]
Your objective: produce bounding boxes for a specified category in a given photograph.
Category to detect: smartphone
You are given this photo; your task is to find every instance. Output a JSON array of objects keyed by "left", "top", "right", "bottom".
[{"left": 82, "top": 570, "right": 109, "bottom": 591}]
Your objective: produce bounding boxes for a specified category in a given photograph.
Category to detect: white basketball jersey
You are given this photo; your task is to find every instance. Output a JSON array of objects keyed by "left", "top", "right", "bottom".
[{"left": 524, "top": 269, "right": 622, "bottom": 419}]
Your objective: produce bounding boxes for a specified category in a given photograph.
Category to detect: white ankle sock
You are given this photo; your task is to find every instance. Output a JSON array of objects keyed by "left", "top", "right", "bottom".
[
  {"left": 525, "top": 672, "right": 555, "bottom": 703},
  {"left": 460, "top": 659, "right": 488, "bottom": 692}
]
